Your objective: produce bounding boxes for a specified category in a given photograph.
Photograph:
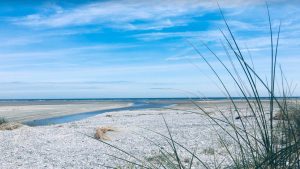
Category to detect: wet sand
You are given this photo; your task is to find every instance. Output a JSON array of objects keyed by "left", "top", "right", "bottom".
[{"left": 0, "top": 100, "right": 132, "bottom": 122}]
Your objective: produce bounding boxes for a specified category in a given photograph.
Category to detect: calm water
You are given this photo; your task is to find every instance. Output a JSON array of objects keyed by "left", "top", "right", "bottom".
[{"left": 24, "top": 100, "right": 172, "bottom": 126}]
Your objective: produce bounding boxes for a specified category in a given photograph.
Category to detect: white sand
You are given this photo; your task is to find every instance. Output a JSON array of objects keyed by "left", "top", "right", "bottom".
[
  {"left": 0, "top": 101, "right": 272, "bottom": 168},
  {"left": 0, "top": 101, "right": 132, "bottom": 122}
]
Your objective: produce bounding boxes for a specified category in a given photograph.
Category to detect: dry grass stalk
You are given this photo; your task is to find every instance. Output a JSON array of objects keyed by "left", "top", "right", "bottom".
[{"left": 94, "top": 126, "right": 116, "bottom": 141}]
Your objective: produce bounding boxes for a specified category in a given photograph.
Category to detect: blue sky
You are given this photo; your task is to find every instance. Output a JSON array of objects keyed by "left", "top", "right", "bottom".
[{"left": 0, "top": 0, "right": 299, "bottom": 99}]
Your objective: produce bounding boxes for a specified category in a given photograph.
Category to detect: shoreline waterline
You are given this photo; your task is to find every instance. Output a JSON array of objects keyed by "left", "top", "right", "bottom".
[{"left": 24, "top": 101, "right": 172, "bottom": 126}]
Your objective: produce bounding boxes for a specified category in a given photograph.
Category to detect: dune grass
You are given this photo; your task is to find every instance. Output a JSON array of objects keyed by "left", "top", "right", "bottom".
[{"left": 87, "top": 4, "right": 300, "bottom": 169}]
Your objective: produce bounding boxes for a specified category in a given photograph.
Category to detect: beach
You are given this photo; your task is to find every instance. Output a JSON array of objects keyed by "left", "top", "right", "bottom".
[{"left": 0, "top": 100, "right": 273, "bottom": 168}]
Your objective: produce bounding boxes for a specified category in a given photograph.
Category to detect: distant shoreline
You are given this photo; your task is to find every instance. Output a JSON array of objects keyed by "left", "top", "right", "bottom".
[{"left": 0, "top": 96, "right": 298, "bottom": 102}]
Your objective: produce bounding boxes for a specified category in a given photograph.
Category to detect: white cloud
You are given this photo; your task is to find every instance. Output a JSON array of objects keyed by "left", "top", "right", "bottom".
[
  {"left": 166, "top": 55, "right": 202, "bottom": 61},
  {"left": 0, "top": 36, "right": 42, "bottom": 47},
  {"left": 0, "top": 27, "right": 102, "bottom": 47},
  {"left": 0, "top": 43, "right": 137, "bottom": 60},
  {"left": 134, "top": 30, "right": 223, "bottom": 41},
  {"left": 13, "top": 0, "right": 273, "bottom": 30}
]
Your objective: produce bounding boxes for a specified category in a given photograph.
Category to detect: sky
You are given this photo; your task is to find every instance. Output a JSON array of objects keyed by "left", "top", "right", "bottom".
[{"left": 0, "top": 0, "right": 299, "bottom": 99}]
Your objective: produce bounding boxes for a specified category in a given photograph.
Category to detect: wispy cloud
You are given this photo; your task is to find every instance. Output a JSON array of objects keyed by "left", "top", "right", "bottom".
[
  {"left": 12, "top": 0, "right": 271, "bottom": 30},
  {"left": 0, "top": 43, "right": 137, "bottom": 60},
  {"left": 133, "top": 30, "right": 222, "bottom": 41},
  {"left": 0, "top": 36, "right": 42, "bottom": 47},
  {"left": 166, "top": 55, "right": 202, "bottom": 61},
  {"left": 0, "top": 27, "right": 102, "bottom": 47}
]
